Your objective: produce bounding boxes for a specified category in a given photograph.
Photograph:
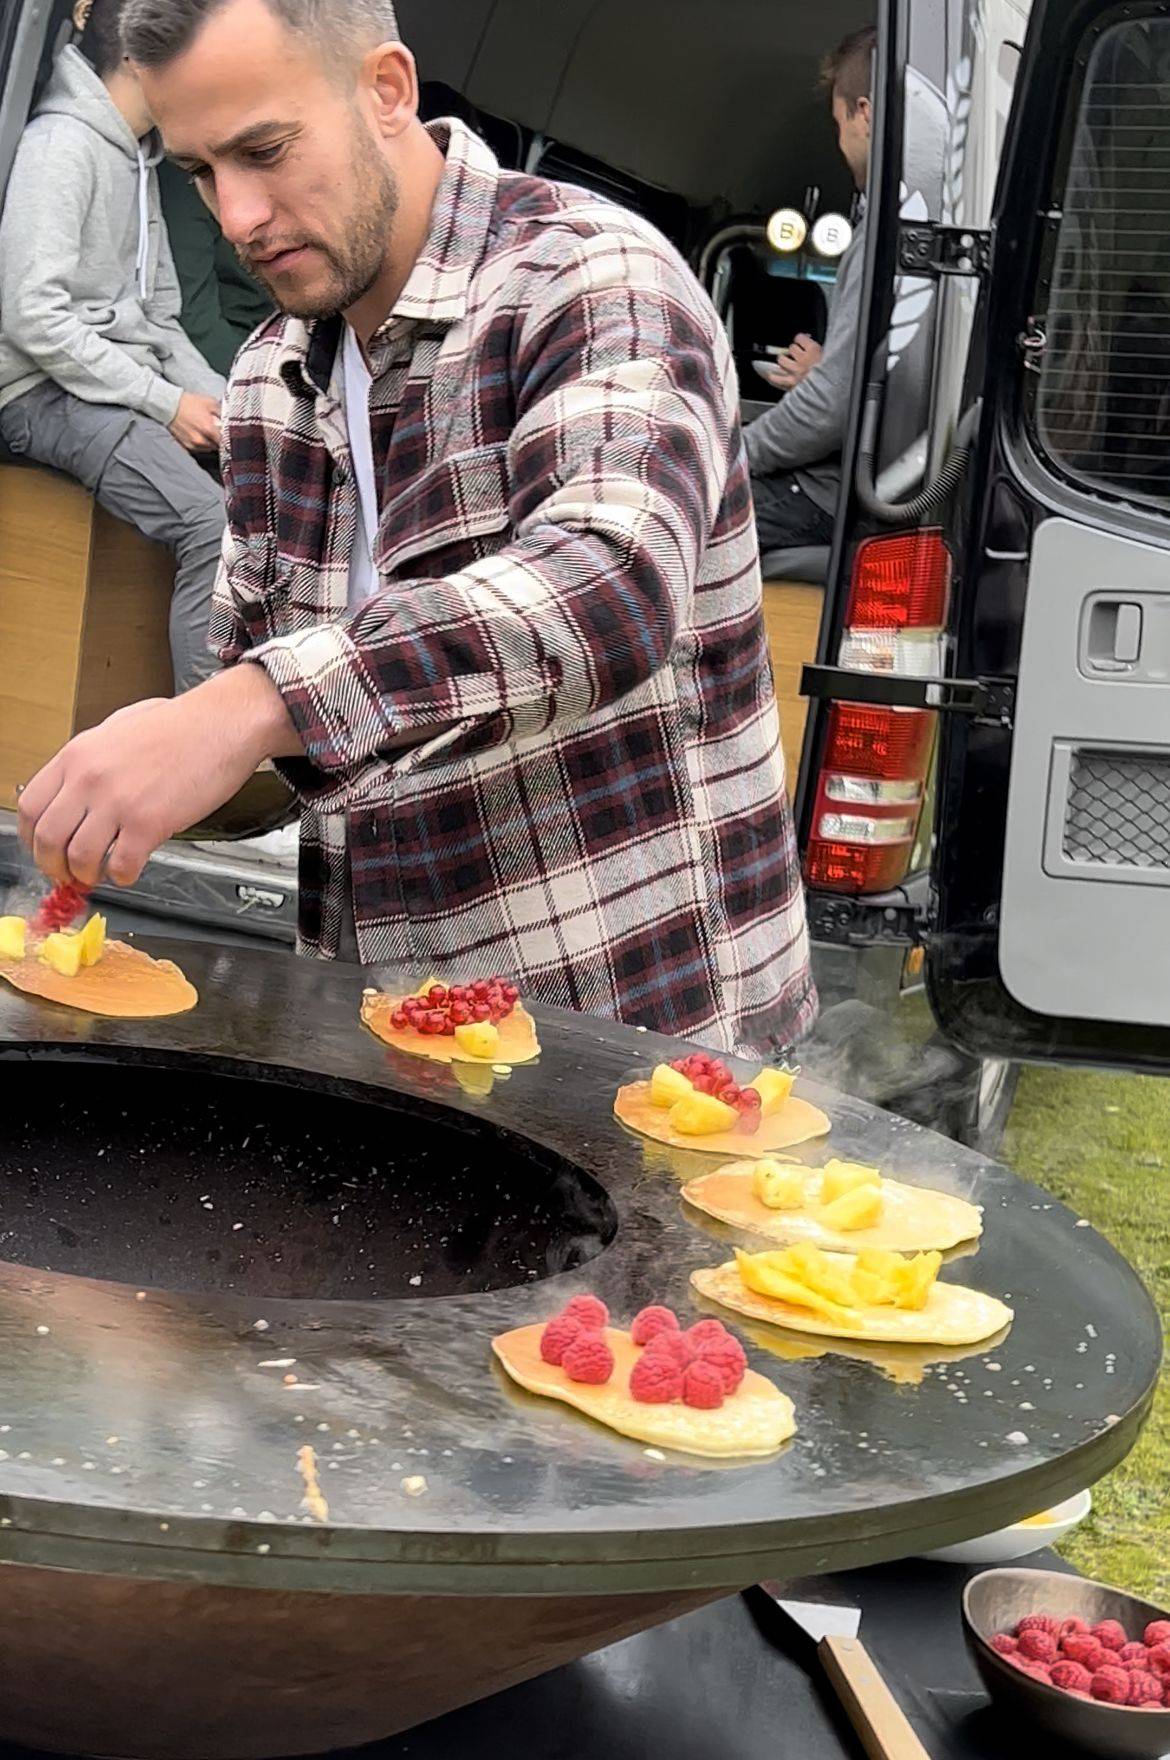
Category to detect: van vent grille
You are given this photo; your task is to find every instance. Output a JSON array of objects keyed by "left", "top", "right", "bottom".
[{"left": 1063, "top": 748, "right": 1170, "bottom": 870}]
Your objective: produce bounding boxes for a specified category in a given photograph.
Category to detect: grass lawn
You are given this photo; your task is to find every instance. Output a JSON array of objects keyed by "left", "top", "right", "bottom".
[{"left": 1001, "top": 1064, "right": 1170, "bottom": 1603}]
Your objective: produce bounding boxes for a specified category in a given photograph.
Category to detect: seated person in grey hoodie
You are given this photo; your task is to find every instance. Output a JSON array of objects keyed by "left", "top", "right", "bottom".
[
  {"left": 743, "top": 26, "right": 873, "bottom": 557},
  {"left": 0, "top": 0, "right": 227, "bottom": 692}
]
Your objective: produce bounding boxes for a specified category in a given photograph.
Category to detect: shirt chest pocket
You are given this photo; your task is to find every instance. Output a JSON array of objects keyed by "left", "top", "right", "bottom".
[{"left": 375, "top": 441, "right": 512, "bottom": 582}]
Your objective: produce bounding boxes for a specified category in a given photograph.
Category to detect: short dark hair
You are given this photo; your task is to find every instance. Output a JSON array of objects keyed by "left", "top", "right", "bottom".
[
  {"left": 821, "top": 24, "right": 876, "bottom": 112},
  {"left": 121, "top": 0, "right": 400, "bottom": 69},
  {"left": 78, "top": 0, "right": 128, "bottom": 79}
]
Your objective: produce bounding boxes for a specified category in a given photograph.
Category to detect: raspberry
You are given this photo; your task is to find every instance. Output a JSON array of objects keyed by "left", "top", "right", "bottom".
[
  {"left": 1119, "top": 1643, "right": 1150, "bottom": 1668},
  {"left": 695, "top": 1333, "right": 747, "bottom": 1395},
  {"left": 563, "top": 1295, "right": 609, "bottom": 1331},
  {"left": 1144, "top": 1621, "right": 1170, "bottom": 1649},
  {"left": 1059, "top": 1617, "right": 1090, "bottom": 1640},
  {"left": 1006, "top": 1655, "right": 1050, "bottom": 1682},
  {"left": 1017, "top": 1615, "right": 1062, "bottom": 1638},
  {"left": 540, "top": 1314, "right": 582, "bottom": 1365},
  {"left": 1164, "top": 1679, "right": 1170, "bottom": 1707},
  {"left": 682, "top": 1359, "right": 725, "bottom": 1409},
  {"left": 561, "top": 1329, "right": 614, "bottom": 1385},
  {"left": 630, "top": 1306, "right": 680, "bottom": 1347},
  {"left": 1090, "top": 1666, "right": 1130, "bottom": 1704},
  {"left": 1062, "top": 1634, "right": 1110, "bottom": 1670},
  {"left": 644, "top": 1331, "right": 694, "bottom": 1369},
  {"left": 1018, "top": 1630, "right": 1058, "bottom": 1665},
  {"left": 685, "top": 1319, "right": 731, "bottom": 1352},
  {"left": 990, "top": 1634, "right": 1018, "bottom": 1656},
  {"left": 629, "top": 1353, "right": 684, "bottom": 1404},
  {"left": 1147, "top": 1642, "right": 1170, "bottom": 1677},
  {"left": 1129, "top": 1671, "right": 1164, "bottom": 1707},
  {"left": 1092, "top": 1620, "right": 1128, "bottom": 1653},
  {"left": 1050, "top": 1660, "right": 1093, "bottom": 1693}
]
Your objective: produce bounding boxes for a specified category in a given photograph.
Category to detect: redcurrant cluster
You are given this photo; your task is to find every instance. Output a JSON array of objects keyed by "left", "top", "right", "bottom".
[
  {"left": 32, "top": 882, "right": 90, "bottom": 935},
  {"left": 390, "top": 976, "right": 519, "bottom": 1037},
  {"left": 670, "top": 1053, "right": 762, "bottom": 1132}
]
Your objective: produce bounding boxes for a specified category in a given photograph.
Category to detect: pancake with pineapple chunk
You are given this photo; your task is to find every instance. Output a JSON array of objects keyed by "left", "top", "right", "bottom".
[
  {"left": 362, "top": 975, "right": 539, "bottom": 1066},
  {"left": 683, "top": 1157, "right": 982, "bottom": 1253},
  {"left": 0, "top": 915, "right": 196, "bottom": 1018},
  {"left": 615, "top": 1057, "right": 829, "bottom": 1156},
  {"left": 692, "top": 1245, "right": 1012, "bottom": 1347}
]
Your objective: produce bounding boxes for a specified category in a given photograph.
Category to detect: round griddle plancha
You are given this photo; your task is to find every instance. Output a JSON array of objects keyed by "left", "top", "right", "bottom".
[{"left": 0, "top": 941, "right": 1158, "bottom": 1759}]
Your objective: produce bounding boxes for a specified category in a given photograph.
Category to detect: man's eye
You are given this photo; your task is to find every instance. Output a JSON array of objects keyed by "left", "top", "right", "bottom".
[{"left": 248, "top": 143, "right": 287, "bottom": 166}]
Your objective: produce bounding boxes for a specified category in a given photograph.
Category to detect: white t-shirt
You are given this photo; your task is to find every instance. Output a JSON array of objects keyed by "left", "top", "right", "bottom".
[{"left": 341, "top": 322, "right": 380, "bottom": 613}]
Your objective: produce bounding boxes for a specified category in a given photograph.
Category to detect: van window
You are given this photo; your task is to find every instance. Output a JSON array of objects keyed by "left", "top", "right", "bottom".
[{"left": 1033, "top": 17, "right": 1170, "bottom": 510}]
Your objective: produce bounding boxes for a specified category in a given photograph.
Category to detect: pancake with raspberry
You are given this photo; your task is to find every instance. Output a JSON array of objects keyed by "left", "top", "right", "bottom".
[{"left": 492, "top": 1299, "right": 796, "bottom": 1460}]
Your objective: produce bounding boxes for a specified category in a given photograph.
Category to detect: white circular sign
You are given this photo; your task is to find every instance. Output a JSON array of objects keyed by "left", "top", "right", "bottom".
[
  {"left": 766, "top": 208, "right": 809, "bottom": 254},
  {"left": 811, "top": 213, "right": 853, "bottom": 258}
]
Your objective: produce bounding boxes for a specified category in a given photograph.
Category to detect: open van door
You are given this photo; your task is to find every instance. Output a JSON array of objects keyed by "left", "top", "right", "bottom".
[{"left": 929, "top": 0, "right": 1170, "bottom": 1069}]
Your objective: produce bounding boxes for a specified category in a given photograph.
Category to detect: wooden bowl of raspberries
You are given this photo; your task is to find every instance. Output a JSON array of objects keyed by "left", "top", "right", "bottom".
[{"left": 963, "top": 1567, "right": 1170, "bottom": 1756}]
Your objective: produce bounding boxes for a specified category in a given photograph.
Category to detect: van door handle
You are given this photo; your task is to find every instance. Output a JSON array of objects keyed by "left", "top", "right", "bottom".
[{"left": 1086, "top": 599, "right": 1142, "bottom": 671}]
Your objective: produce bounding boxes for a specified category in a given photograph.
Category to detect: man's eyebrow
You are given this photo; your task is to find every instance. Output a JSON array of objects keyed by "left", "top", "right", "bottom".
[{"left": 168, "top": 120, "right": 300, "bottom": 167}]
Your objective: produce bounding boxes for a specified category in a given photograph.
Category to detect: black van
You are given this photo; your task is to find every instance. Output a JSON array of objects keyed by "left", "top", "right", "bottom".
[{"left": 3, "top": 0, "right": 1165, "bottom": 1125}]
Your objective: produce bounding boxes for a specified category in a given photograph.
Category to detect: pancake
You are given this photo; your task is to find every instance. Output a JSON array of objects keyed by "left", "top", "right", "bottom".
[
  {"left": 614, "top": 1080, "right": 830, "bottom": 1157},
  {"left": 0, "top": 937, "right": 197, "bottom": 1018},
  {"left": 692, "top": 1257, "right": 1013, "bottom": 1348},
  {"left": 362, "top": 989, "right": 540, "bottom": 1065},
  {"left": 492, "top": 1323, "right": 796, "bottom": 1460},
  {"left": 682, "top": 1161, "right": 983, "bottom": 1253}
]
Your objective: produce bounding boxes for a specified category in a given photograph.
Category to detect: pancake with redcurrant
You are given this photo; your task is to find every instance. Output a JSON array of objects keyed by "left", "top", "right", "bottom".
[
  {"left": 0, "top": 898, "right": 196, "bottom": 1019},
  {"left": 614, "top": 1055, "right": 830, "bottom": 1156},
  {"left": 362, "top": 975, "right": 540, "bottom": 1065},
  {"left": 492, "top": 1297, "right": 795, "bottom": 1460}
]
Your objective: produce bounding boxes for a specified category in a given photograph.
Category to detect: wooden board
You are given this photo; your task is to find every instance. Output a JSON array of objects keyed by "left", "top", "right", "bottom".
[
  {"left": 0, "top": 465, "right": 174, "bottom": 809},
  {"left": 762, "top": 577, "right": 824, "bottom": 799}
]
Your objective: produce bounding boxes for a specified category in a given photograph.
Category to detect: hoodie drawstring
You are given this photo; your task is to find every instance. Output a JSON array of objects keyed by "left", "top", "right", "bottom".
[{"left": 135, "top": 144, "right": 150, "bottom": 300}]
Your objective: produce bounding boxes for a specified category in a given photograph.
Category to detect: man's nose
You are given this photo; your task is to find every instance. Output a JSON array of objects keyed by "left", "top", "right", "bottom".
[{"left": 214, "top": 171, "right": 275, "bottom": 252}]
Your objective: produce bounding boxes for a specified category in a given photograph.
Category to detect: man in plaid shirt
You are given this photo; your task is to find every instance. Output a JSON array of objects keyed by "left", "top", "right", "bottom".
[{"left": 21, "top": 0, "right": 815, "bottom": 1053}]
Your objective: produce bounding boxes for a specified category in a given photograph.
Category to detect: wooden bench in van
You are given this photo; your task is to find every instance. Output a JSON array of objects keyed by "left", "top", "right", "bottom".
[
  {"left": 0, "top": 461, "right": 174, "bottom": 811},
  {"left": 762, "top": 575, "right": 825, "bottom": 799}
]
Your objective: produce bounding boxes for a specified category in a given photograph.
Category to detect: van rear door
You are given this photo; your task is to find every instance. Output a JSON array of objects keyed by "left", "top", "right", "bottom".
[{"left": 929, "top": 0, "right": 1170, "bottom": 1068}]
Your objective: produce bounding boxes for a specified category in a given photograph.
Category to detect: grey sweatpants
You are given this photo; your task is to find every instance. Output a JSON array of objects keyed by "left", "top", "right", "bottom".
[{"left": 0, "top": 382, "right": 224, "bottom": 692}]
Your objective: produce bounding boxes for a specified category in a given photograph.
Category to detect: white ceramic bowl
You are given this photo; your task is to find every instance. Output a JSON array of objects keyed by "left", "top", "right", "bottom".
[{"left": 920, "top": 1488, "right": 1092, "bottom": 1565}]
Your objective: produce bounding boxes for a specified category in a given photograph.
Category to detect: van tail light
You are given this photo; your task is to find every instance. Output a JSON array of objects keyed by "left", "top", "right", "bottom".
[{"left": 804, "top": 531, "right": 950, "bottom": 895}]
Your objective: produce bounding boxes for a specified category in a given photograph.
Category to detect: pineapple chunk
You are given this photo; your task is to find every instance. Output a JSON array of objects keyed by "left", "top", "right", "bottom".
[
  {"left": 752, "top": 1158, "right": 807, "bottom": 1210},
  {"left": 748, "top": 1066, "right": 797, "bottom": 1117},
  {"left": 780, "top": 1244, "right": 859, "bottom": 1308},
  {"left": 669, "top": 1091, "right": 738, "bottom": 1136},
  {"left": 851, "top": 1248, "right": 903, "bottom": 1306},
  {"left": 77, "top": 913, "right": 107, "bottom": 968},
  {"left": 819, "top": 1183, "right": 885, "bottom": 1233},
  {"left": 819, "top": 1158, "right": 882, "bottom": 1205},
  {"left": 0, "top": 916, "right": 26, "bottom": 960},
  {"left": 735, "top": 1248, "right": 856, "bottom": 1323},
  {"left": 891, "top": 1250, "right": 942, "bottom": 1312},
  {"left": 649, "top": 1063, "right": 695, "bottom": 1109},
  {"left": 453, "top": 1021, "right": 500, "bottom": 1060},
  {"left": 39, "top": 931, "right": 82, "bottom": 977}
]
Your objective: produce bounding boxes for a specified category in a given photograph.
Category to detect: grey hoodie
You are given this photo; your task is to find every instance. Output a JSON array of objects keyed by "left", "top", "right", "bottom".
[{"left": 0, "top": 45, "right": 224, "bottom": 425}]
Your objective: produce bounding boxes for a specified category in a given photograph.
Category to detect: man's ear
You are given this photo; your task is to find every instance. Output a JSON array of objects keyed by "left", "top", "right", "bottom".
[
  {"left": 364, "top": 42, "right": 419, "bottom": 142},
  {"left": 72, "top": 0, "right": 94, "bottom": 32}
]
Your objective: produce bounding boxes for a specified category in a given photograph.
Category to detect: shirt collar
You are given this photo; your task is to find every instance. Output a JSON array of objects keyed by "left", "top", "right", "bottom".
[{"left": 281, "top": 117, "right": 500, "bottom": 399}]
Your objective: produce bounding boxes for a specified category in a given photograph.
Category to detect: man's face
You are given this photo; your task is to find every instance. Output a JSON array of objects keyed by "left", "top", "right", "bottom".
[
  {"left": 139, "top": 0, "right": 400, "bottom": 319},
  {"left": 832, "top": 91, "right": 871, "bottom": 190}
]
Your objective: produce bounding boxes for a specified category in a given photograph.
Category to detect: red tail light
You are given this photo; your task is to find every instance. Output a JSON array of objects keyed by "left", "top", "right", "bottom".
[{"left": 804, "top": 531, "right": 949, "bottom": 896}]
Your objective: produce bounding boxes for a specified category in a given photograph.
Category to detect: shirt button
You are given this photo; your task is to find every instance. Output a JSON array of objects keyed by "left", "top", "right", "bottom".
[{"left": 335, "top": 464, "right": 349, "bottom": 486}]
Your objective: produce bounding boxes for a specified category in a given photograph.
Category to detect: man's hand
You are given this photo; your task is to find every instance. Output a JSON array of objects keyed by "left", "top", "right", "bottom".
[
  {"left": 169, "top": 392, "right": 222, "bottom": 453},
  {"left": 18, "top": 665, "right": 302, "bottom": 889},
  {"left": 761, "top": 334, "right": 824, "bottom": 392}
]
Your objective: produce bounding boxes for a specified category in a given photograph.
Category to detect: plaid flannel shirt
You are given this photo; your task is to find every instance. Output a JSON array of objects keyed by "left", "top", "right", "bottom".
[{"left": 214, "top": 119, "right": 815, "bottom": 1053}]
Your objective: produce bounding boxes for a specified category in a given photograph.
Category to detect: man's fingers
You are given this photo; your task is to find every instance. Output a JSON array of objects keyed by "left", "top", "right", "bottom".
[
  {"left": 64, "top": 811, "right": 121, "bottom": 890},
  {"left": 16, "top": 758, "right": 65, "bottom": 852},
  {"left": 105, "top": 830, "right": 150, "bottom": 888},
  {"left": 31, "top": 790, "right": 92, "bottom": 886}
]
